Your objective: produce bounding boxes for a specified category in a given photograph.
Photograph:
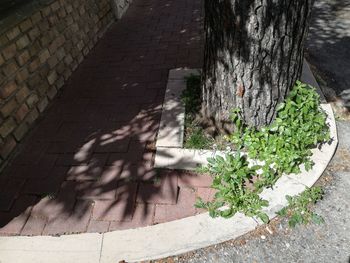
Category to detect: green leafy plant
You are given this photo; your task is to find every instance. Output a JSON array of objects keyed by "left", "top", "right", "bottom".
[
  {"left": 277, "top": 186, "right": 325, "bottom": 227},
  {"left": 195, "top": 152, "right": 269, "bottom": 223},
  {"left": 197, "top": 81, "right": 330, "bottom": 222},
  {"left": 228, "top": 81, "right": 330, "bottom": 177}
]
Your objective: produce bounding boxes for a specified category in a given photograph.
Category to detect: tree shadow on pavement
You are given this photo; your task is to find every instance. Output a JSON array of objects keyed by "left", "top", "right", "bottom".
[{"left": 0, "top": 0, "right": 205, "bottom": 235}]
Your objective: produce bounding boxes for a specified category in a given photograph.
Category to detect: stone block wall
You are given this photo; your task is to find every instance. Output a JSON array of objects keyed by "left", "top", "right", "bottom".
[{"left": 0, "top": 0, "right": 116, "bottom": 170}]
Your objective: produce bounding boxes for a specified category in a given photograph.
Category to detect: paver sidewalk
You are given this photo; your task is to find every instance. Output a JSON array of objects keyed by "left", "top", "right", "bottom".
[{"left": 0, "top": 0, "right": 210, "bottom": 236}]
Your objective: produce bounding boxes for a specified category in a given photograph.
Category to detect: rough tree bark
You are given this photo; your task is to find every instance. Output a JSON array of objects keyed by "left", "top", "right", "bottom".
[{"left": 202, "top": 0, "right": 314, "bottom": 128}]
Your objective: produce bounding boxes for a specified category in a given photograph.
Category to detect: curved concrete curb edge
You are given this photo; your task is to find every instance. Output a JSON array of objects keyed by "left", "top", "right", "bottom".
[
  {"left": 0, "top": 105, "right": 338, "bottom": 263},
  {"left": 100, "top": 104, "right": 338, "bottom": 262},
  {"left": 0, "top": 72, "right": 338, "bottom": 263}
]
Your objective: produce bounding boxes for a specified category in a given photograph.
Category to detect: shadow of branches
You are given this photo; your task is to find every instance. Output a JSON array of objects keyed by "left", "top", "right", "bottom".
[{"left": 0, "top": 0, "right": 204, "bottom": 235}]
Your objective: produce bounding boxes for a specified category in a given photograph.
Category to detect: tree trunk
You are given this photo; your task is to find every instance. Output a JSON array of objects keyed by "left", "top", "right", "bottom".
[{"left": 202, "top": 0, "right": 314, "bottom": 128}]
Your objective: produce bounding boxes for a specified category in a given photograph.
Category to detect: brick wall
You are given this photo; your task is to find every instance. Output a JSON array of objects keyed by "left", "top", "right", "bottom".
[{"left": 0, "top": 0, "right": 117, "bottom": 171}]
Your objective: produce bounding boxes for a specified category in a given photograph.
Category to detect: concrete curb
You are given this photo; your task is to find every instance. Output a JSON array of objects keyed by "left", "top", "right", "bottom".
[{"left": 0, "top": 65, "right": 338, "bottom": 263}]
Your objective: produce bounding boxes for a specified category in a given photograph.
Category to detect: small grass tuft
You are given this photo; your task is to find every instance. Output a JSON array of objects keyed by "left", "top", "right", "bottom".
[
  {"left": 185, "top": 126, "right": 212, "bottom": 149},
  {"left": 182, "top": 74, "right": 213, "bottom": 149},
  {"left": 182, "top": 74, "right": 201, "bottom": 114}
]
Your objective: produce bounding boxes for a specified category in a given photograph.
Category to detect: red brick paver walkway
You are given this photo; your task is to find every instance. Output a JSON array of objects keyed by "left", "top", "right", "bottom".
[{"left": 0, "top": 0, "right": 214, "bottom": 236}]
